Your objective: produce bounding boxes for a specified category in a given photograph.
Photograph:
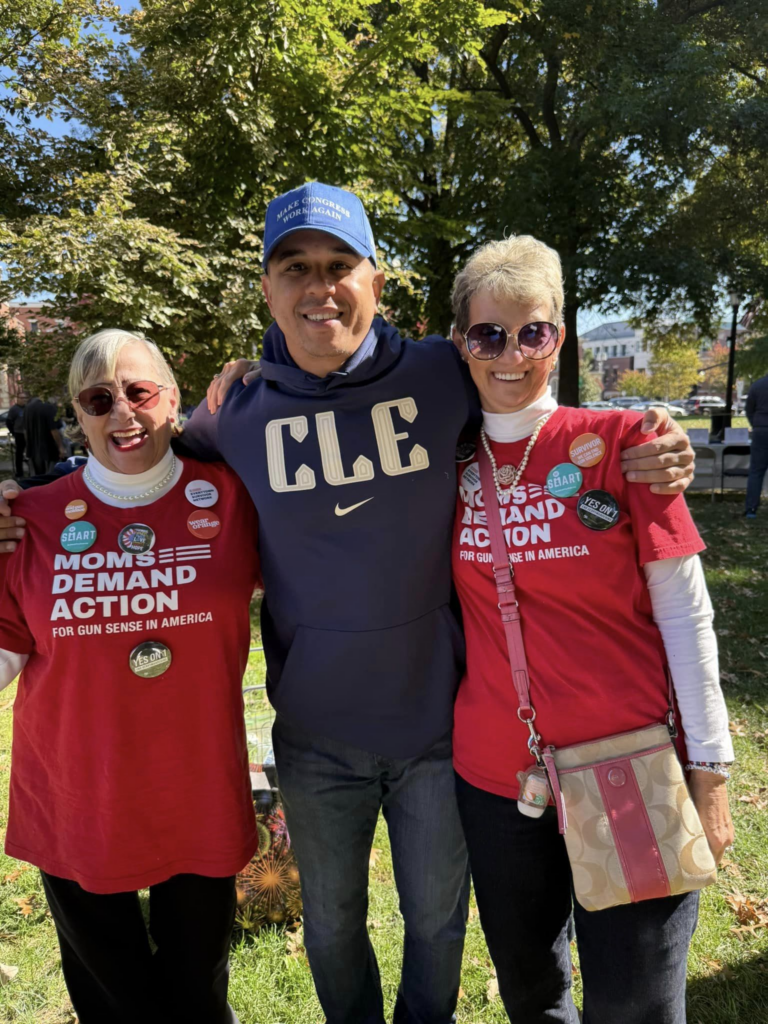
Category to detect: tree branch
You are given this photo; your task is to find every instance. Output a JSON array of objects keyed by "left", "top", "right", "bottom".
[
  {"left": 480, "top": 28, "right": 543, "bottom": 149},
  {"left": 729, "top": 63, "right": 767, "bottom": 91},
  {"left": 658, "top": 0, "right": 729, "bottom": 23},
  {"left": 542, "top": 55, "right": 562, "bottom": 149}
]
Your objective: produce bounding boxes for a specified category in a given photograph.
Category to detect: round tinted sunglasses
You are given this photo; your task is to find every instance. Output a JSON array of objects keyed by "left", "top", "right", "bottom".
[
  {"left": 76, "top": 380, "right": 170, "bottom": 417},
  {"left": 464, "top": 321, "right": 559, "bottom": 361}
]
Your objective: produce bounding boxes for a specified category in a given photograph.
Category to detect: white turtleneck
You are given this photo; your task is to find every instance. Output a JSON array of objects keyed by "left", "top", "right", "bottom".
[
  {"left": 482, "top": 386, "right": 559, "bottom": 442},
  {"left": 83, "top": 447, "right": 183, "bottom": 506},
  {"left": 478, "top": 391, "right": 732, "bottom": 763},
  {"left": 0, "top": 445, "right": 187, "bottom": 692}
]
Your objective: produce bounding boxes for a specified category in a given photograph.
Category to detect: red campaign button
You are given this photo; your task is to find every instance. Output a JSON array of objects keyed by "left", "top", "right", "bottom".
[{"left": 186, "top": 508, "right": 222, "bottom": 539}]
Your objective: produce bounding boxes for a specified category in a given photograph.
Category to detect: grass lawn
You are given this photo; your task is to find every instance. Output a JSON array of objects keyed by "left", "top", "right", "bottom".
[
  {"left": 0, "top": 493, "right": 766, "bottom": 1022},
  {"left": 676, "top": 415, "right": 749, "bottom": 433}
]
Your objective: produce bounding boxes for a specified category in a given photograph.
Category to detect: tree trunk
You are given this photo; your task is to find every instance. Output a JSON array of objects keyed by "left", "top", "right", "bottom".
[
  {"left": 559, "top": 297, "right": 580, "bottom": 407},
  {"left": 424, "top": 236, "right": 458, "bottom": 338}
]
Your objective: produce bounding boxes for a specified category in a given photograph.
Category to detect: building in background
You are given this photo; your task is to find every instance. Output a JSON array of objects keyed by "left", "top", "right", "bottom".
[
  {"left": 578, "top": 321, "right": 648, "bottom": 398},
  {"left": 0, "top": 304, "right": 25, "bottom": 409}
]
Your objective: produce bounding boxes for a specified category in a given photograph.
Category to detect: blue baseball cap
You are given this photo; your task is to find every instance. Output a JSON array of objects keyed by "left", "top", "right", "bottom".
[{"left": 263, "top": 182, "right": 377, "bottom": 267}]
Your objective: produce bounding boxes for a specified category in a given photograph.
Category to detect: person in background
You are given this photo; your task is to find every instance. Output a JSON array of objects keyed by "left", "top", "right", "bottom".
[
  {"left": 22, "top": 394, "right": 66, "bottom": 474},
  {"left": 744, "top": 372, "right": 768, "bottom": 518},
  {"left": 0, "top": 329, "right": 260, "bottom": 1024},
  {"left": 5, "top": 393, "right": 27, "bottom": 477}
]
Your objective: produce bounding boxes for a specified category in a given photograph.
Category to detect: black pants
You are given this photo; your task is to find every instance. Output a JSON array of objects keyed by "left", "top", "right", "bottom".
[
  {"left": 12, "top": 433, "right": 25, "bottom": 477},
  {"left": 455, "top": 774, "right": 699, "bottom": 1024},
  {"left": 746, "top": 427, "right": 768, "bottom": 512},
  {"left": 41, "top": 871, "right": 240, "bottom": 1024}
]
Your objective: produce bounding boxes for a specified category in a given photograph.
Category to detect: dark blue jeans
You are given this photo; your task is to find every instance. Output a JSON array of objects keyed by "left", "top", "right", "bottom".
[
  {"left": 455, "top": 773, "right": 699, "bottom": 1024},
  {"left": 745, "top": 427, "right": 768, "bottom": 512},
  {"left": 272, "top": 716, "right": 470, "bottom": 1024}
]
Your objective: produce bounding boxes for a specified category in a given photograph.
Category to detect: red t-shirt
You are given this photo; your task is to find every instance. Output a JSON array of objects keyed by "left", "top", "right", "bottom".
[
  {"left": 452, "top": 408, "right": 704, "bottom": 800},
  {"left": 0, "top": 457, "right": 260, "bottom": 893}
]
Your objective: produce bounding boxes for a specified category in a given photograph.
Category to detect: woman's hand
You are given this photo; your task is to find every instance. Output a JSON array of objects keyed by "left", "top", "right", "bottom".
[
  {"left": 0, "top": 480, "right": 24, "bottom": 553},
  {"left": 620, "top": 408, "right": 695, "bottom": 495},
  {"left": 206, "top": 359, "right": 260, "bottom": 413},
  {"left": 688, "top": 769, "right": 734, "bottom": 865}
]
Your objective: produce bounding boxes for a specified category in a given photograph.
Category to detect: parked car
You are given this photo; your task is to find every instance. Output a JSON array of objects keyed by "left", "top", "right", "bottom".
[
  {"left": 628, "top": 401, "right": 687, "bottom": 417},
  {"left": 610, "top": 396, "right": 642, "bottom": 408},
  {"left": 688, "top": 395, "right": 726, "bottom": 414},
  {"left": 581, "top": 401, "right": 618, "bottom": 410}
]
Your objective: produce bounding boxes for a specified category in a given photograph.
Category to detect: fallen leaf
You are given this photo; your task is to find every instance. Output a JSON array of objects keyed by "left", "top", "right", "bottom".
[
  {"left": 285, "top": 929, "right": 304, "bottom": 958},
  {"left": 3, "top": 866, "right": 30, "bottom": 884},
  {"left": 738, "top": 789, "right": 768, "bottom": 810},
  {"left": 0, "top": 700, "right": 14, "bottom": 712},
  {"left": 729, "top": 719, "right": 748, "bottom": 736},
  {"left": 14, "top": 896, "right": 34, "bottom": 917},
  {"left": 369, "top": 848, "right": 382, "bottom": 867},
  {"left": 720, "top": 857, "right": 743, "bottom": 879},
  {"left": 704, "top": 958, "right": 735, "bottom": 982},
  {"left": 0, "top": 964, "right": 18, "bottom": 985},
  {"left": 724, "top": 891, "right": 768, "bottom": 934},
  {"left": 468, "top": 905, "right": 479, "bottom": 922},
  {"left": 486, "top": 974, "right": 499, "bottom": 1000}
]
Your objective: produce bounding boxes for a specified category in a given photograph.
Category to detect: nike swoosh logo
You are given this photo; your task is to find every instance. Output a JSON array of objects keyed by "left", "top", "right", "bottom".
[{"left": 335, "top": 498, "right": 374, "bottom": 517}]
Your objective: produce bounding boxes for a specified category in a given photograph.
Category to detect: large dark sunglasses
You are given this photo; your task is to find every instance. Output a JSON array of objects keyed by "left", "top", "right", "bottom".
[
  {"left": 464, "top": 321, "right": 559, "bottom": 361},
  {"left": 76, "top": 380, "right": 169, "bottom": 417}
]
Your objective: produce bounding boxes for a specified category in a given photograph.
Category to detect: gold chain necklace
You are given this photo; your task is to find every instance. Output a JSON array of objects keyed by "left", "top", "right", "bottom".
[{"left": 480, "top": 413, "right": 553, "bottom": 498}]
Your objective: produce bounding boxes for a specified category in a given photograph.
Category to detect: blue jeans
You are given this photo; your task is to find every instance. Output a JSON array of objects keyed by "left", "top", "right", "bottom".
[
  {"left": 455, "top": 774, "right": 699, "bottom": 1024},
  {"left": 745, "top": 427, "right": 768, "bottom": 512},
  {"left": 272, "top": 716, "right": 470, "bottom": 1024}
]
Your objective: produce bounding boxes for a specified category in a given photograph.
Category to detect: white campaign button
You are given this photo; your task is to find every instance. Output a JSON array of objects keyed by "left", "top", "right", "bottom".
[{"left": 185, "top": 480, "right": 219, "bottom": 508}]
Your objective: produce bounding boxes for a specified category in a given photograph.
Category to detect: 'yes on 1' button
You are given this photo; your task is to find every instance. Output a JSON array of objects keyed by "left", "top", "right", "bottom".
[{"left": 576, "top": 490, "right": 620, "bottom": 531}]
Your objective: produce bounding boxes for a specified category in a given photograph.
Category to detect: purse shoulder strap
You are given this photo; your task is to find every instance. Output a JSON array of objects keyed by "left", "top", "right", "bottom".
[
  {"left": 477, "top": 446, "right": 533, "bottom": 713},
  {"left": 477, "top": 444, "right": 567, "bottom": 833}
]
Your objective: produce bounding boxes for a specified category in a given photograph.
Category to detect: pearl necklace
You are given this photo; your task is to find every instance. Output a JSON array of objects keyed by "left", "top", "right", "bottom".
[
  {"left": 84, "top": 455, "right": 178, "bottom": 503},
  {"left": 480, "top": 413, "right": 553, "bottom": 498}
]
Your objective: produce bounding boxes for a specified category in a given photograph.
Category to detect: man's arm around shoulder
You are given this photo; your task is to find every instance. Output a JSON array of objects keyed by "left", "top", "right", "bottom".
[{"left": 173, "top": 400, "right": 225, "bottom": 462}]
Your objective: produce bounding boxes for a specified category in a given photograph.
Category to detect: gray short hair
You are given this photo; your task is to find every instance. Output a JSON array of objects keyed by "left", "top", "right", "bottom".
[
  {"left": 68, "top": 330, "right": 180, "bottom": 444},
  {"left": 451, "top": 235, "right": 565, "bottom": 334},
  {"left": 69, "top": 329, "right": 180, "bottom": 401}
]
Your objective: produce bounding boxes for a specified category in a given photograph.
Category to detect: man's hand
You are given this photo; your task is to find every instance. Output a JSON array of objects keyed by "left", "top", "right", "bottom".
[
  {"left": 620, "top": 408, "right": 695, "bottom": 495},
  {"left": 0, "top": 481, "right": 25, "bottom": 553},
  {"left": 206, "top": 359, "right": 260, "bottom": 414},
  {"left": 688, "top": 770, "right": 734, "bottom": 865}
]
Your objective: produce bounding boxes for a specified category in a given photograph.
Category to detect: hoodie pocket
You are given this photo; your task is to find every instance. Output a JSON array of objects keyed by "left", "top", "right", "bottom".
[{"left": 269, "top": 604, "right": 465, "bottom": 758}]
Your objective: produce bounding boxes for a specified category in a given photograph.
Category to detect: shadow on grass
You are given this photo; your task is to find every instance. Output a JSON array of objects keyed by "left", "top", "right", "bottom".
[{"left": 687, "top": 949, "right": 768, "bottom": 1024}]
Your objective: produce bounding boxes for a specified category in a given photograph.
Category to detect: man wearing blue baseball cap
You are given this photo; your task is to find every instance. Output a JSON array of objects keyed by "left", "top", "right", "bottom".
[
  {"left": 188, "top": 181, "right": 696, "bottom": 1023},
  {"left": 0, "top": 182, "right": 686, "bottom": 1024},
  {"left": 186, "top": 182, "right": 473, "bottom": 1024}
]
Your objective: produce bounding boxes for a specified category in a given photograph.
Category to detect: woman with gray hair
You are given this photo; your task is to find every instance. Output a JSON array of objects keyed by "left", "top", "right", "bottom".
[
  {"left": 0, "top": 329, "right": 260, "bottom": 1024},
  {"left": 449, "top": 237, "right": 734, "bottom": 1023}
]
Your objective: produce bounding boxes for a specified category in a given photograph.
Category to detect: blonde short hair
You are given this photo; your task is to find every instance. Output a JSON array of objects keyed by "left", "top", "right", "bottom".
[
  {"left": 451, "top": 235, "right": 565, "bottom": 333},
  {"left": 69, "top": 329, "right": 180, "bottom": 402}
]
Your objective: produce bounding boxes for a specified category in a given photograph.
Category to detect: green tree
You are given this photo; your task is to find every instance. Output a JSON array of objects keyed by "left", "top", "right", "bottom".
[
  {"left": 648, "top": 347, "right": 701, "bottom": 402},
  {"left": 578, "top": 349, "right": 602, "bottom": 403},
  {"left": 3, "top": 0, "right": 768, "bottom": 407},
  {"left": 616, "top": 370, "right": 653, "bottom": 400}
]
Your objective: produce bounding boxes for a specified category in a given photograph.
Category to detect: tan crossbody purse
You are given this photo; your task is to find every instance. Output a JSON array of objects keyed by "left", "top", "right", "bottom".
[{"left": 478, "top": 446, "right": 717, "bottom": 911}]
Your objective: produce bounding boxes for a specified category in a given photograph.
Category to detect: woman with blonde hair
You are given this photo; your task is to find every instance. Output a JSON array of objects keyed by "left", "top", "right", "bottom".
[
  {"left": 0, "top": 329, "right": 260, "bottom": 1024},
  {"left": 449, "top": 237, "right": 733, "bottom": 1023}
]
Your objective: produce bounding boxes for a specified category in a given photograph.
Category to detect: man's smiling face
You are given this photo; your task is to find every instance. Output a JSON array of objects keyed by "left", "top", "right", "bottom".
[{"left": 261, "top": 229, "right": 385, "bottom": 376}]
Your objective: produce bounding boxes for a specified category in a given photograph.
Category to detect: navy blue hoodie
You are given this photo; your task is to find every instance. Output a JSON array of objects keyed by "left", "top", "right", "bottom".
[{"left": 181, "top": 317, "right": 478, "bottom": 757}]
